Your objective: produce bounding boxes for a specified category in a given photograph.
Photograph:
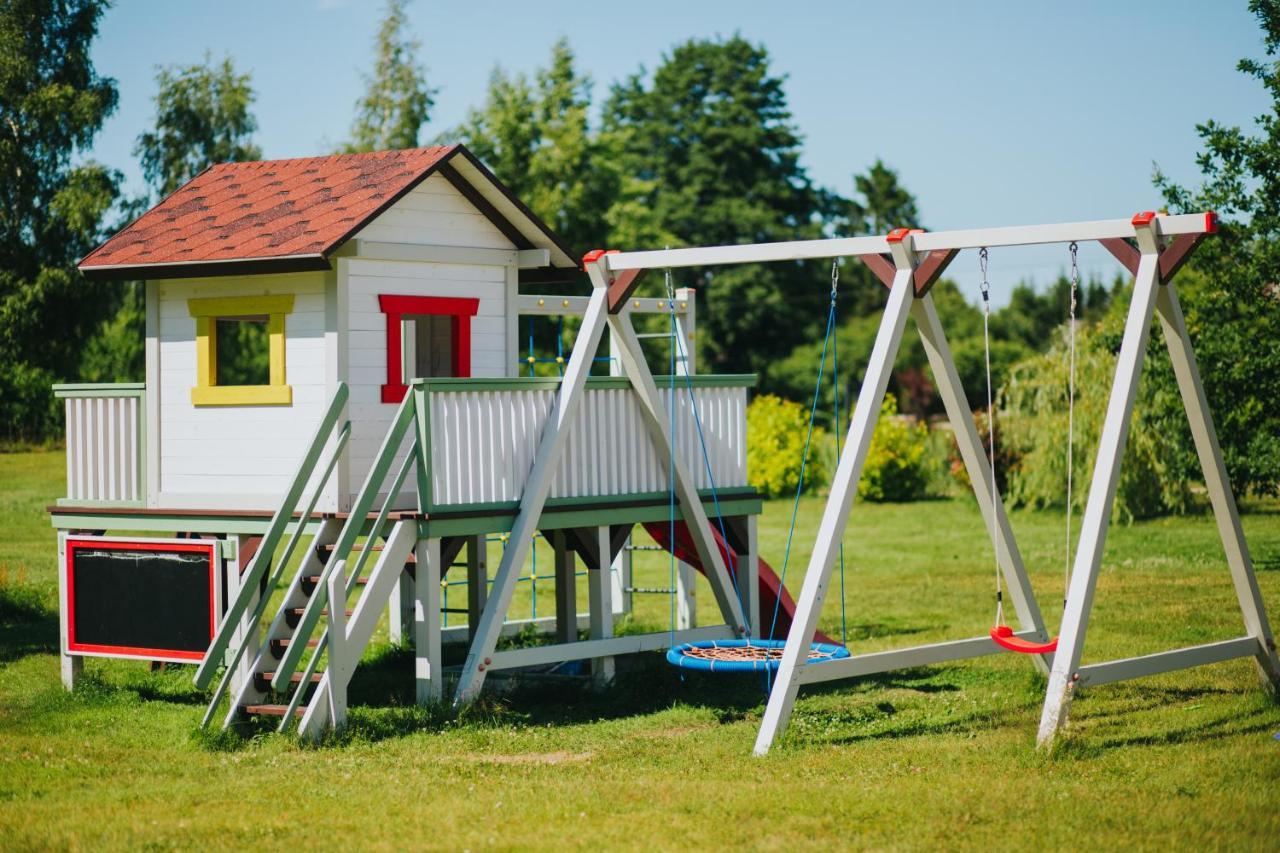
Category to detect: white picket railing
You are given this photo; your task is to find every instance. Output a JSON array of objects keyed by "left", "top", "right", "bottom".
[
  {"left": 423, "top": 376, "right": 751, "bottom": 508},
  {"left": 54, "top": 384, "right": 145, "bottom": 505}
]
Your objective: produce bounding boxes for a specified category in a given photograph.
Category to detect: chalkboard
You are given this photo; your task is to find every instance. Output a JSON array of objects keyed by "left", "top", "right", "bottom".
[{"left": 66, "top": 537, "right": 219, "bottom": 662}]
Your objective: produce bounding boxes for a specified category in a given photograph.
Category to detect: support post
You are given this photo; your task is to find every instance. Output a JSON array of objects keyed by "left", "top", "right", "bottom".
[
  {"left": 755, "top": 240, "right": 919, "bottom": 756},
  {"left": 744, "top": 515, "right": 761, "bottom": 637},
  {"left": 1036, "top": 236, "right": 1164, "bottom": 748},
  {"left": 588, "top": 526, "right": 616, "bottom": 683},
  {"left": 453, "top": 271, "right": 613, "bottom": 707},
  {"left": 389, "top": 568, "right": 414, "bottom": 646},
  {"left": 1153, "top": 283, "right": 1280, "bottom": 688},
  {"left": 674, "top": 286, "right": 698, "bottom": 628},
  {"left": 608, "top": 309, "right": 747, "bottom": 635},
  {"left": 466, "top": 534, "right": 487, "bottom": 640},
  {"left": 553, "top": 530, "right": 578, "bottom": 645},
  {"left": 226, "top": 535, "right": 259, "bottom": 701},
  {"left": 57, "top": 532, "right": 82, "bottom": 690},
  {"left": 325, "top": 560, "right": 349, "bottom": 729},
  {"left": 415, "top": 537, "right": 443, "bottom": 703}
]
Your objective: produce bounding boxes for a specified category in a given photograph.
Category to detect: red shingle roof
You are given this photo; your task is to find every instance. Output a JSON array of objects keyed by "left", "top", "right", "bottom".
[{"left": 79, "top": 146, "right": 460, "bottom": 278}]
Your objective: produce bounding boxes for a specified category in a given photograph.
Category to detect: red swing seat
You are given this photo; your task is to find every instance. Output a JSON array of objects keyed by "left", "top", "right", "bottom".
[{"left": 989, "top": 624, "right": 1058, "bottom": 655}]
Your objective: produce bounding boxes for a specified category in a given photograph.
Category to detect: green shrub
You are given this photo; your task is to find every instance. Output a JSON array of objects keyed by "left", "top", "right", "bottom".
[
  {"left": 1000, "top": 324, "right": 1189, "bottom": 522},
  {"left": 746, "top": 394, "right": 827, "bottom": 498},
  {"left": 857, "top": 396, "right": 932, "bottom": 502}
]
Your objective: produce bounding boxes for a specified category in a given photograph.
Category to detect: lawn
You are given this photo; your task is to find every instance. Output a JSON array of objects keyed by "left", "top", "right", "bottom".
[{"left": 1, "top": 449, "right": 1279, "bottom": 849}]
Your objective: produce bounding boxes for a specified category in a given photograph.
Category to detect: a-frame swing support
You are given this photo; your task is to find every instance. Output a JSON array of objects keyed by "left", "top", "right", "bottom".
[{"left": 531, "top": 211, "right": 1276, "bottom": 756}]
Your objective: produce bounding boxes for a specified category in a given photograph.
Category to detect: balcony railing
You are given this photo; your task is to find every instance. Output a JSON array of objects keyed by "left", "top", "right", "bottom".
[{"left": 54, "top": 383, "right": 145, "bottom": 506}]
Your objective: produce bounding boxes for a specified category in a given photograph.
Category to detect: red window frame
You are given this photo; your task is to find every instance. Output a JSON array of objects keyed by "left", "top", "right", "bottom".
[{"left": 379, "top": 294, "right": 480, "bottom": 403}]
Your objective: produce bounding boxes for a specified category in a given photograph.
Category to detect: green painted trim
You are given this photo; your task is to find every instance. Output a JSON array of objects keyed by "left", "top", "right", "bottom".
[
  {"left": 51, "top": 512, "right": 335, "bottom": 536},
  {"left": 418, "top": 497, "right": 763, "bottom": 538},
  {"left": 409, "top": 374, "right": 757, "bottom": 394},
  {"left": 428, "top": 487, "right": 760, "bottom": 517},
  {"left": 52, "top": 383, "right": 146, "bottom": 398},
  {"left": 54, "top": 498, "right": 146, "bottom": 509}
]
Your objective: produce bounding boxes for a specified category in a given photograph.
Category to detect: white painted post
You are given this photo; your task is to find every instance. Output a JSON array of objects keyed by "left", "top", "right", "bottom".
[
  {"left": 911, "top": 294, "right": 1052, "bottom": 665},
  {"left": 754, "top": 247, "right": 919, "bottom": 756},
  {"left": 452, "top": 271, "right": 613, "bottom": 707},
  {"left": 608, "top": 325, "right": 634, "bottom": 618},
  {"left": 744, "top": 515, "right": 761, "bottom": 637},
  {"left": 390, "top": 569, "right": 414, "bottom": 647},
  {"left": 1036, "top": 239, "right": 1164, "bottom": 749},
  {"left": 225, "top": 537, "right": 259, "bottom": 701},
  {"left": 608, "top": 311, "right": 747, "bottom": 635},
  {"left": 674, "top": 286, "right": 698, "bottom": 630},
  {"left": 325, "top": 560, "right": 349, "bottom": 729},
  {"left": 415, "top": 537, "right": 443, "bottom": 703},
  {"left": 466, "top": 534, "right": 487, "bottom": 639},
  {"left": 588, "top": 526, "right": 616, "bottom": 683},
  {"left": 57, "top": 532, "right": 82, "bottom": 690},
  {"left": 1154, "top": 283, "right": 1280, "bottom": 689},
  {"left": 553, "top": 530, "right": 577, "bottom": 645}
]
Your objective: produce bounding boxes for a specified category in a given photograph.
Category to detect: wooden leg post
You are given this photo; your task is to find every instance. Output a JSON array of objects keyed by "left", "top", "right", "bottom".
[
  {"left": 1154, "top": 283, "right": 1280, "bottom": 689},
  {"left": 754, "top": 260, "right": 919, "bottom": 756},
  {"left": 1036, "top": 248, "right": 1162, "bottom": 748},
  {"left": 588, "top": 526, "right": 616, "bottom": 683},
  {"left": 416, "top": 537, "right": 443, "bottom": 703},
  {"left": 57, "top": 532, "right": 82, "bottom": 691},
  {"left": 466, "top": 534, "right": 487, "bottom": 641},
  {"left": 553, "top": 530, "right": 578, "bottom": 645},
  {"left": 390, "top": 568, "right": 414, "bottom": 647},
  {"left": 452, "top": 274, "right": 613, "bottom": 708}
]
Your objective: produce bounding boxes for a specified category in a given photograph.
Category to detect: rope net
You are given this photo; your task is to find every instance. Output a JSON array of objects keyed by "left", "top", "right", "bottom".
[{"left": 667, "top": 639, "right": 850, "bottom": 673}]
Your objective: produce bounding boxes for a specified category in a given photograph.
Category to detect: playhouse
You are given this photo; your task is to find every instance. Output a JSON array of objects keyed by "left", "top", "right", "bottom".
[{"left": 52, "top": 145, "right": 773, "bottom": 736}]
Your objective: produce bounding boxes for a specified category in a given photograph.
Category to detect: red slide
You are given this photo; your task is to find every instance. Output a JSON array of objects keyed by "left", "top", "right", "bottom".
[{"left": 641, "top": 520, "right": 836, "bottom": 644}]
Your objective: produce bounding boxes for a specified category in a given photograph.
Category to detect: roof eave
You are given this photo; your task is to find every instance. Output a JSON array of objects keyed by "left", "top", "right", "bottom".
[{"left": 78, "top": 254, "right": 332, "bottom": 282}]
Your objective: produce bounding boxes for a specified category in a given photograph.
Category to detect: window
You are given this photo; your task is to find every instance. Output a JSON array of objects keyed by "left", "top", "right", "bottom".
[
  {"left": 188, "top": 295, "right": 294, "bottom": 406},
  {"left": 379, "top": 294, "right": 479, "bottom": 403}
]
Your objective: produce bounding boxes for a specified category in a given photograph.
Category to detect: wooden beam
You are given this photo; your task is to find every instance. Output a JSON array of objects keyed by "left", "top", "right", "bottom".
[
  {"left": 1157, "top": 233, "right": 1205, "bottom": 283},
  {"left": 606, "top": 269, "right": 647, "bottom": 313},
  {"left": 858, "top": 252, "right": 896, "bottom": 289},
  {"left": 912, "top": 248, "right": 959, "bottom": 296},
  {"left": 1099, "top": 237, "right": 1140, "bottom": 276}
]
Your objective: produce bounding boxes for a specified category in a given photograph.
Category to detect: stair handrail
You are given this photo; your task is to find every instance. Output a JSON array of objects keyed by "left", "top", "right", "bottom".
[
  {"left": 197, "top": 420, "right": 351, "bottom": 728},
  {"left": 270, "top": 389, "right": 421, "bottom": 691},
  {"left": 277, "top": 448, "right": 418, "bottom": 730},
  {"left": 194, "top": 382, "right": 350, "bottom": 691}
]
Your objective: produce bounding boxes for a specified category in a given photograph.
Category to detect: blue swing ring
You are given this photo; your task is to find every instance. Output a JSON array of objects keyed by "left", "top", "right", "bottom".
[{"left": 666, "top": 638, "right": 850, "bottom": 673}]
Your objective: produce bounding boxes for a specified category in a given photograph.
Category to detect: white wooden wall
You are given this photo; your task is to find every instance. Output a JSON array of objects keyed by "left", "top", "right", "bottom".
[
  {"left": 154, "top": 272, "right": 332, "bottom": 509},
  {"left": 428, "top": 385, "right": 749, "bottom": 507},
  {"left": 64, "top": 395, "right": 142, "bottom": 503},
  {"left": 344, "top": 172, "right": 516, "bottom": 505}
]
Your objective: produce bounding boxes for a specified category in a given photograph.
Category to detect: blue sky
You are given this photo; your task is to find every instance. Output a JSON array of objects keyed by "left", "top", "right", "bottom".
[{"left": 89, "top": 1, "right": 1268, "bottom": 299}]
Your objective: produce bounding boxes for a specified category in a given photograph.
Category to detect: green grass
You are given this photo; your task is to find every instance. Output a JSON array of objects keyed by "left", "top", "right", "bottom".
[{"left": 2, "top": 450, "right": 1279, "bottom": 849}]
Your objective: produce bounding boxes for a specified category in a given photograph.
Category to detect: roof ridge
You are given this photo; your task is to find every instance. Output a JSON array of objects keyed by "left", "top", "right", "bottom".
[{"left": 204, "top": 144, "right": 458, "bottom": 172}]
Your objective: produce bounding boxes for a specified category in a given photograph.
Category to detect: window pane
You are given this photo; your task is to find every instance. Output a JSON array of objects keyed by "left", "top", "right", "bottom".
[
  {"left": 410, "top": 314, "right": 454, "bottom": 378},
  {"left": 215, "top": 316, "right": 270, "bottom": 386}
]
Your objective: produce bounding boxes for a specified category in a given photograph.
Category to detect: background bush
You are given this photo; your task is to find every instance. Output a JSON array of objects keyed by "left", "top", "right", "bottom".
[
  {"left": 999, "top": 322, "right": 1190, "bottom": 523},
  {"left": 857, "top": 396, "right": 933, "bottom": 502},
  {"left": 746, "top": 394, "right": 827, "bottom": 498}
]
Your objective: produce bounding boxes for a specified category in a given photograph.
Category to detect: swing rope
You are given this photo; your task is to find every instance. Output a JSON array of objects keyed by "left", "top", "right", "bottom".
[
  {"left": 666, "top": 261, "right": 850, "bottom": 674},
  {"left": 979, "top": 248, "right": 1004, "bottom": 628},
  {"left": 1064, "top": 242, "right": 1079, "bottom": 608}
]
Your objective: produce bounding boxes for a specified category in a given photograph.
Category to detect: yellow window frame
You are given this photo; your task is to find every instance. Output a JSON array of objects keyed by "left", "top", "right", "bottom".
[{"left": 188, "top": 294, "right": 294, "bottom": 406}]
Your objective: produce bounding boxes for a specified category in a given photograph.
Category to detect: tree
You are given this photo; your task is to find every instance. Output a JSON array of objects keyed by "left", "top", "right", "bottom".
[
  {"left": 450, "top": 39, "right": 614, "bottom": 257},
  {"left": 1150, "top": 0, "right": 1280, "bottom": 496},
  {"left": 602, "top": 36, "right": 836, "bottom": 379},
  {"left": 834, "top": 159, "right": 923, "bottom": 317},
  {"left": 0, "top": 0, "right": 119, "bottom": 440},
  {"left": 134, "top": 55, "right": 260, "bottom": 197},
  {"left": 344, "top": 0, "right": 434, "bottom": 152}
]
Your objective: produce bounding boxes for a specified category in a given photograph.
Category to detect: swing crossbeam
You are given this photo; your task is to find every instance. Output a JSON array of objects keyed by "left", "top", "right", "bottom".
[{"left": 597, "top": 212, "right": 1217, "bottom": 272}]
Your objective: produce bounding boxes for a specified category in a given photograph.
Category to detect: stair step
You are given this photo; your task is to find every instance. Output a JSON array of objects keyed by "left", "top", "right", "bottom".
[
  {"left": 269, "top": 637, "right": 320, "bottom": 658},
  {"left": 255, "top": 670, "right": 324, "bottom": 690},
  {"left": 300, "top": 574, "right": 372, "bottom": 595},
  {"left": 316, "top": 542, "right": 418, "bottom": 564},
  {"left": 285, "top": 606, "right": 354, "bottom": 629},
  {"left": 244, "top": 703, "right": 306, "bottom": 718}
]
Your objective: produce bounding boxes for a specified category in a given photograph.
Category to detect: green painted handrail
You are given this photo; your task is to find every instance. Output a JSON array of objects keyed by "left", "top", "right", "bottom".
[
  {"left": 271, "top": 389, "right": 419, "bottom": 691},
  {"left": 53, "top": 382, "right": 146, "bottom": 398},
  {"left": 193, "top": 382, "right": 350, "bottom": 691},
  {"left": 407, "top": 374, "right": 758, "bottom": 393}
]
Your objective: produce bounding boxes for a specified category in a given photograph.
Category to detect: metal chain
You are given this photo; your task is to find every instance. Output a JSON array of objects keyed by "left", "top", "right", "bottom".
[
  {"left": 830, "top": 258, "right": 840, "bottom": 301},
  {"left": 1064, "top": 242, "right": 1079, "bottom": 606},
  {"left": 979, "top": 248, "right": 1002, "bottom": 626}
]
